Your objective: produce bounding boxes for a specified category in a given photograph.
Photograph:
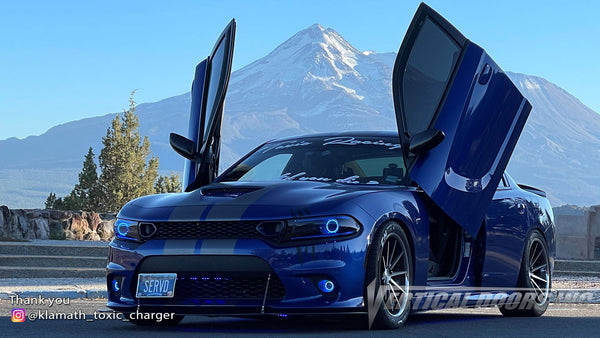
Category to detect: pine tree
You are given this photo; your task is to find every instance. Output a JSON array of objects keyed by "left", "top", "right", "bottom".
[
  {"left": 43, "top": 91, "right": 179, "bottom": 212},
  {"left": 44, "top": 148, "right": 98, "bottom": 211},
  {"left": 60, "top": 193, "right": 79, "bottom": 210},
  {"left": 96, "top": 91, "right": 159, "bottom": 212},
  {"left": 45, "top": 192, "right": 57, "bottom": 209},
  {"left": 70, "top": 147, "right": 99, "bottom": 211},
  {"left": 154, "top": 172, "right": 182, "bottom": 193}
]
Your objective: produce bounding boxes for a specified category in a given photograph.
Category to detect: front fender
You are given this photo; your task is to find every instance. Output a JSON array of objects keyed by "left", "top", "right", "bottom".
[{"left": 349, "top": 189, "right": 429, "bottom": 286}]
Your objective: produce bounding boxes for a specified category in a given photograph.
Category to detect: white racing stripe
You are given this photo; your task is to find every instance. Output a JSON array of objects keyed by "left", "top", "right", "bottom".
[
  {"left": 200, "top": 239, "right": 237, "bottom": 255},
  {"left": 162, "top": 240, "right": 199, "bottom": 254}
]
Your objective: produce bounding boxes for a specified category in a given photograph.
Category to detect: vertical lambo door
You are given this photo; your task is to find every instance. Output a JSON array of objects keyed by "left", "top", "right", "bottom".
[
  {"left": 393, "top": 3, "right": 531, "bottom": 237},
  {"left": 170, "top": 19, "right": 236, "bottom": 191}
]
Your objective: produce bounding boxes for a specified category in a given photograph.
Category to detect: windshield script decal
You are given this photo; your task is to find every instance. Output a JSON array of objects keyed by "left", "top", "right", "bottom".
[
  {"left": 261, "top": 141, "right": 312, "bottom": 153},
  {"left": 336, "top": 175, "right": 360, "bottom": 184},
  {"left": 322, "top": 137, "right": 401, "bottom": 150},
  {"left": 280, "top": 172, "right": 332, "bottom": 182},
  {"left": 280, "top": 173, "right": 380, "bottom": 185}
]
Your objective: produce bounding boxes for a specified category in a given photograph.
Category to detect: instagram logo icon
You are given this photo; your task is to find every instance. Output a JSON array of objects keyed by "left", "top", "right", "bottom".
[{"left": 11, "top": 308, "right": 26, "bottom": 322}]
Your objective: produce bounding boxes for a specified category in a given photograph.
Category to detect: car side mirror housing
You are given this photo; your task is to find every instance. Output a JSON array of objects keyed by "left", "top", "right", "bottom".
[
  {"left": 170, "top": 133, "right": 198, "bottom": 160},
  {"left": 409, "top": 129, "right": 445, "bottom": 155}
]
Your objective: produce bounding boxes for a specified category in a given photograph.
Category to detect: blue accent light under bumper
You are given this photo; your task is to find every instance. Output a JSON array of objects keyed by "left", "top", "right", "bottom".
[{"left": 106, "top": 234, "right": 368, "bottom": 314}]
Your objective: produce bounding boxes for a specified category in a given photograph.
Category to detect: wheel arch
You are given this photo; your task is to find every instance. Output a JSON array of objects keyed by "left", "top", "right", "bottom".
[{"left": 365, "top": 214, "right": 426, "bottom": 286}]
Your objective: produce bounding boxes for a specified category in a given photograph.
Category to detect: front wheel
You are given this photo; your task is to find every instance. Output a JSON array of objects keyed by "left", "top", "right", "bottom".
[
  {"left": 499, "top": 231, "right": 550, "bottom": 317},
  {"left": 365, "top": 221, "right": 413, "bottom": 330}
]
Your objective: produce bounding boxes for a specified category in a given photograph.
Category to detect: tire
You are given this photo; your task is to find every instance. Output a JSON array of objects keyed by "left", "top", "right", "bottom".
[
  {"left": 364, "top": 221, "right": 413, "bottom": 330},
  {"left": 127, "top": 314, "right": 184, "bottom": 326},
  {"left": 499, "top": 231, "right": 550, "bottom": 317}
]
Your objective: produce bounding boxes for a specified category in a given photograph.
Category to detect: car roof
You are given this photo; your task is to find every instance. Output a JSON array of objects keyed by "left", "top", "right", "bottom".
[{"left": 267, "top": 130, "right": 399, "bottom": 143}]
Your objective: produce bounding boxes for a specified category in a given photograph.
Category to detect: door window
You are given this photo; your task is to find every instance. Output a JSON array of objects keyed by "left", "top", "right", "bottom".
[
  {"left": 401, "top": 17, "right": 461, "bottom": 137},
  {"left": 202, "top": 32, "right": 232, "bottom": 142}
]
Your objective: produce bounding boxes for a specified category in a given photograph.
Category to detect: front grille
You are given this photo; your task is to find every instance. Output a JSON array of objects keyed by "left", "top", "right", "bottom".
[
  {"left": 174, "top": 272, "right": 285, "bottom": 301},
  {"left": 152, "top": 221, "right": 262, "bottom": 240},
  {"left": 134, "top": 256, "right": 287, "bottom": 303}
]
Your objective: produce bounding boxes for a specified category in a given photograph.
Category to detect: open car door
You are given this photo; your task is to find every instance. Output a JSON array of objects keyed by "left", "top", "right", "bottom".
[
  {"left": 393, "top": 4, "right": 531, "bottom": 236},
  {"left": 170, "top": 19, "right": 236, "bottom": 191}
]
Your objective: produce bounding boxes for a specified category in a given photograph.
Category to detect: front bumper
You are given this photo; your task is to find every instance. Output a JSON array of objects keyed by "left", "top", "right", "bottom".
[{"left": 106, "top": 236, "right": 369, "bottom": 315}]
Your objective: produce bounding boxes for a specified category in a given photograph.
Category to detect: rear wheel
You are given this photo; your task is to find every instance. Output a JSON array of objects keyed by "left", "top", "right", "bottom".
[
  {"left": 365, "top": 221, "right": 413, "bottom": 329},
  {"left": 499, "top": 231, "right": 550, "bottom": 317}
]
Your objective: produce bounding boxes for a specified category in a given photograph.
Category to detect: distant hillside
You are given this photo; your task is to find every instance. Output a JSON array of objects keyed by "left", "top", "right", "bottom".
[
  {"left": 1, "top": 24, "right": 599, "bottom": 208},
  {"left": 553, "top": 205, "right": 590, "bottom": 217},
  {"left": 506, "top": 72, "right": 600, "bottom": 206}
]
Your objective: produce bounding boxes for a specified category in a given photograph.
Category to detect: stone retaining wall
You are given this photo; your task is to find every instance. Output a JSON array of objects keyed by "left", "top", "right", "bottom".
[
  {"left": 2, "top": 204, "right": 599, "bottom": 259},
  {"left": 0, "top": 206, "right": 115, "bottom": 241},
  {"left": 556, "top": 205, "right": 600, "bottom": 259}
]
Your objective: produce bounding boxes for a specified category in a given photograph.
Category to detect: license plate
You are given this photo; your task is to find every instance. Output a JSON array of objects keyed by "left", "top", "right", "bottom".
[{"left": 136, "top": 273, "right": 177, "bottom": 298}]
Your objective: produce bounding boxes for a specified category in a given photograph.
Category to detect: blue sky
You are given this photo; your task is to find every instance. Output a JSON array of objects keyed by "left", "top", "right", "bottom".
[{"left": 1, "top": 0, "right": 598, "bottom": 140}]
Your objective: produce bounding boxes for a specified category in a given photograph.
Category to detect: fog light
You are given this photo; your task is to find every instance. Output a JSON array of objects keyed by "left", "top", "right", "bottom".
[
  {"left": 318, "top": 279, "right": 335, "bottom": 293},
  {"left": 112, "top": 279, "right": 120, "bottom": 292}
]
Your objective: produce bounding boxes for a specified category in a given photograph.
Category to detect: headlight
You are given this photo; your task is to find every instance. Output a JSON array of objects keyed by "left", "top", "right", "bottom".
[
  {"left": 284, "top": 216, "right": 361, "bottom": 241},
  {"left": 114, "top": 219, "right": 140, "bottom": 242}
]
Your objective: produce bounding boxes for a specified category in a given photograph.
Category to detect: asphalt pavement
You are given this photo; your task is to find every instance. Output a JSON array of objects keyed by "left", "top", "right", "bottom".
[
  {"left": 1, "top": 275, "right": 600, "bottom": 303},
  {"left": 2, "top": 299, "right": 600, "bottom": 337},
  {"left": 0, "top": 277, "right": 106, "bottom": 300}
]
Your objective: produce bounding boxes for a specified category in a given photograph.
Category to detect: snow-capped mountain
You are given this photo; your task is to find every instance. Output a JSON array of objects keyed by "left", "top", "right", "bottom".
[
  {"left": 507, "top": 72, "right": 600, "bottom": 206},
  {"left": 1, "top": 24, "right": 599, "bottom": 208},
  {"left": 222, "top": 24, "right": 395, "bottom": 159}
]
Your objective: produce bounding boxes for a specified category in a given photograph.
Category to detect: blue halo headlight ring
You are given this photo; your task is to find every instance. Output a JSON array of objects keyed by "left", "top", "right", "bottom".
[
  {"left": 286, "top": 215, "right": 360, "bottom": 241},
  {"left": 116, "top": 221, "right": 130, "bottom": 237},
  {"left": 112, "top": 279, "right": 120, "bottom": 292},
  {"left": 322, "top": 218, "right": 340, "bottom": 234}
]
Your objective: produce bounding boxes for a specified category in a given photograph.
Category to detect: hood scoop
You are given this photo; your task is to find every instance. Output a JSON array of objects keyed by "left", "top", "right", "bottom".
[{"left": 201, "top": 186, "right": 262, "bottom": 198}]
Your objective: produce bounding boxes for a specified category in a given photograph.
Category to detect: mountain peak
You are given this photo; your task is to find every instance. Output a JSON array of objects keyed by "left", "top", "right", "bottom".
[
  {"left": 230, "top": 23, "right": 366, "bottom": 90},
  {"left": 295, "top": 23, "right": 337, "bottom": 41},
  {"left": 2, "top": 24, "right": 600, "bottom": 208},
  {"left": 265, "top": 23, "right": 359, "bottom": 62},
  {"left": 228, "top": 23, "right": 394, "bottom": 113},
  {"left": 306, "top": 23, "right": 326, "bottom": 32}
]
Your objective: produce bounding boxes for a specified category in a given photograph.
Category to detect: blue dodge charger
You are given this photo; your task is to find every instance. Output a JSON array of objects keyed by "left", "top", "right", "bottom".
[{"left": 106, "top": 3, "right": 555, "bottom": 329}]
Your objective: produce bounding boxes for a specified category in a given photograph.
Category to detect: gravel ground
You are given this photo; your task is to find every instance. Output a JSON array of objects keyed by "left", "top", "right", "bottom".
[
  {"left": 0, "top": 277, "right": 105, "bottom": 289},
  {"left": 553, "top": 275, "right": 600, "bottom": 289},
  {"left": 1, "top": 276, "right": 597, "bottom": 289},
  {"left": 0, "top": 275, "right": 598, "bottom": 298},
  {"left": 18, "top": 240, "right": 110, "bottom": 247}
]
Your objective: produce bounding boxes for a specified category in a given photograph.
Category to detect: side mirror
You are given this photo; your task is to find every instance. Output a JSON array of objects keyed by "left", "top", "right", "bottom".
[
  {"left": 169, "top": 133, "right": 198, "bottom": 160},
  {"left": 409, "top": 129, "right": 445, "bottom": 155}
]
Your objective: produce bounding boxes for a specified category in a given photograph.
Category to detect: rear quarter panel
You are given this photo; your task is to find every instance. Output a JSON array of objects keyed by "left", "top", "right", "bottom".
[{"left": 481, "top": 177, "right": 555, "bottom": 287}]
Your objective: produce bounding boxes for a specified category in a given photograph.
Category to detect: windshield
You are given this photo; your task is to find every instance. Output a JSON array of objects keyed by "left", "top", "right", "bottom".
[{"left": 218, "top": 136, "right": 406, "bottom": 185}]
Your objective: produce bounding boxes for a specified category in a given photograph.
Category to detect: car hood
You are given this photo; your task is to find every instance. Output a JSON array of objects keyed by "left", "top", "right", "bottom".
[{"left": 118, "top": 181, "right": 402, "bottom": 222}]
